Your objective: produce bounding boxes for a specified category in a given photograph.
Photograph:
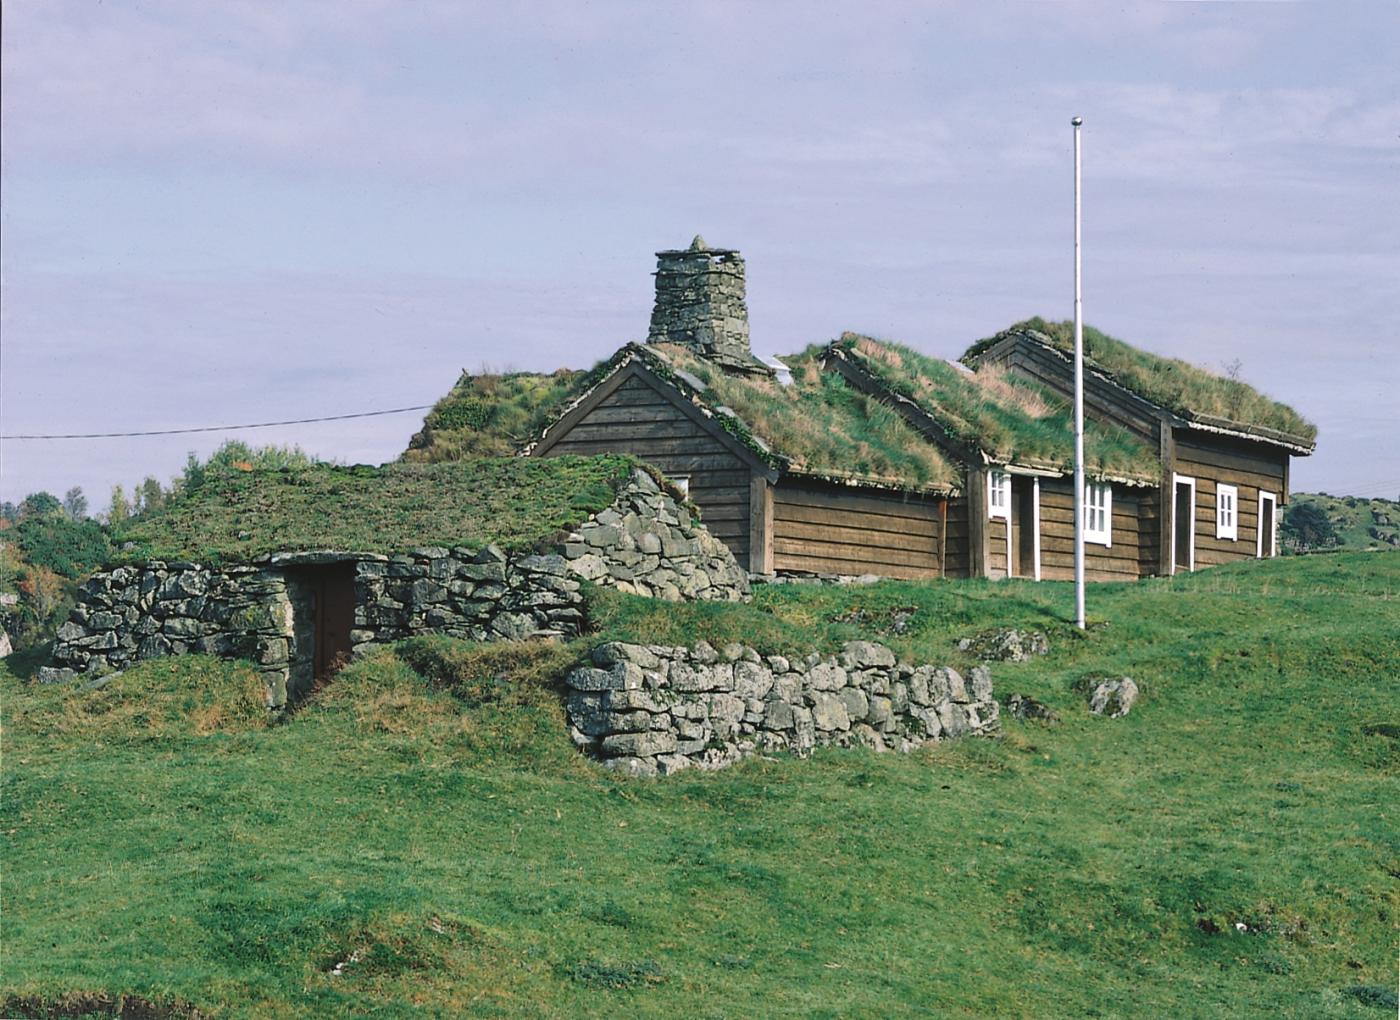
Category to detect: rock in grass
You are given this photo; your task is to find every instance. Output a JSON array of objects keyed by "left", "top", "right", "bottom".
[
  {"left": 1088, "top": 678, "right": 1139, "bottom": 718},
  {"left": 36, "top": 666, "right": 78, "bottom": 685},
  {"left": 958, "top": 628, "right": 1049, "bottom": 662},
  {"left": 1006, "top": 692, "right": 1060, "bottom": 724}
]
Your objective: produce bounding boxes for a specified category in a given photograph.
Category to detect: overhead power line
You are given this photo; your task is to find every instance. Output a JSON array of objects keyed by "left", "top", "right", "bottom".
[{"left": 0, "top": 405, "right": 434, "bottom": 441}]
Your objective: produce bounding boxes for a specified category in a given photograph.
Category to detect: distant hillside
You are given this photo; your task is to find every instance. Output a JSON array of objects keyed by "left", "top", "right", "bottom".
[{"left": 1282, "top": 492, "right": 1400, "bottom": 553}]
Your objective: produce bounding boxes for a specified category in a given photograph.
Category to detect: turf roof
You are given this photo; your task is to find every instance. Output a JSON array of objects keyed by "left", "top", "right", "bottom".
[
  {"left": 403, "top": 368, "right": 590, "bottom": 463},
  {"left": 963, "top": 318, "right": 1316, "bottom": 447},
  {"left": 830, "top": 332, "right": 1160, "bottom": 483},
  {"left": 112, "top": 457, "right": 637, "bottom": 565},
  {"left": 643, "top": 343, "right": 960, "bottom": 493}
]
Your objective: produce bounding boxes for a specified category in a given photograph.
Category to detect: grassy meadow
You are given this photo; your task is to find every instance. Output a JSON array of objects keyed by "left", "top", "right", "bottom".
[{"left": 2, "top": 552, "right": 1397, "bottom": 1017}]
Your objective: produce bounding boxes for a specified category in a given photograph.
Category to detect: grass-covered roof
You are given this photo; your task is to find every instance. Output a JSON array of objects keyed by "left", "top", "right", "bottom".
[
  {"left": 404, "top": 368, "right": 590, "bottom": 463},
  {"left": 112, "top": 456, "right": 637, "bottom": 565},
  {"left": 645, "top": 343, "right": 960, "bottom": 493},
  {"left": 964, "top": 318, "right": 1316, "bottom": 447},
  {"left": 831, "top": 333, "right": 1159, "bottom": 483}
]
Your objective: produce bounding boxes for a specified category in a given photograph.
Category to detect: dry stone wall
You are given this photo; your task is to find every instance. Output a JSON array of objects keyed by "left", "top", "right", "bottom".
[
  {"left": 44, "top": 470, "right": 749, "bottom": 705},
  {"left": 565, "top": 639, "right": 1000, "bottom": 776}
]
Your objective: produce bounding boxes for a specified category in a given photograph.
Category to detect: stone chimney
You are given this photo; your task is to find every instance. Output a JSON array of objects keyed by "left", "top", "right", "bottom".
[{"left": 647, "top": 236, "right": 763, "bottom": 371}]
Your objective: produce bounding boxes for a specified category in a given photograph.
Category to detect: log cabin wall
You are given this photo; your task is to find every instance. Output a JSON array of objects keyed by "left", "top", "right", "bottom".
[
  {"left": 1172, "top": 431, "right": 1287, "bottom": 569},
  {"left": 770, "top": 480, "right": 956, "bottom": 580},
  {"left": 535, "top": 372, "right": 756, "bottom": 566},
  {"left": 985, "top": 516, "right": 1009, "bottom": 579},
  {"left": 1035, "top": 478, "right": 1149, "bottom": 582}
]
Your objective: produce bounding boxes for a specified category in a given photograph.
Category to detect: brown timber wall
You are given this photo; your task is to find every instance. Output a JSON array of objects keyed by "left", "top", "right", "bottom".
[
  {"left": 539, "top": 376, "right": 753, "bottom": 564},
  {"left": 986, "top": 517, "right": 1009, "bottom": 579},
  {"left": 1174, "top": 432, "right": 1286, "bottom": 568},
  {"left": 771, "top": 481, "right": 955, "bottom": 580},
  {"left": 1036, "top": 478, "right": 1148, "bottom": 581}
]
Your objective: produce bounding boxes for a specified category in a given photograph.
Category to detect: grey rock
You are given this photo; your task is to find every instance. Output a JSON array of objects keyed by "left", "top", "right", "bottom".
[
  {"left": 810, "top": 692, "right": 851, "bottom": 732},
  {"left": 958, "top": 628, "right": 1050, "bottom": 662},
  {"left": 838, "top": 688, "right": 870, "bottom": 723},
  {"left": 843, "top": 640, "right": 896, "bottom": 669},
  {"left": 37, "top": 666, "right": 78, "bottom": 685},
  {"left": 1088, "top": 678, "right": 1139, "bottom": 718},
  {"left": 600, "top": 730, "right": 677, "bottom": 757}
]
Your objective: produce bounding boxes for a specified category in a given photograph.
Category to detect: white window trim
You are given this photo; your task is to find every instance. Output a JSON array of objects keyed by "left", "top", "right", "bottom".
[
  {"left": 1216, "top": 483, "right": 1238, "bottom": 541},
  {"left": 1084, "top": 481, "right": 1112, "bottom": 547},
  {"left": 1257, "top": 490, "right": 1277, "bottom": 558},
  {"left": 987, "top": 470, "right": 1010, "bottom": 521},
  {"left": 1032, "top": 477, "right": 1042, "bottom": 581},
  {"left": 1172, "top": 473, "right": 1196, "bottom": 574}
]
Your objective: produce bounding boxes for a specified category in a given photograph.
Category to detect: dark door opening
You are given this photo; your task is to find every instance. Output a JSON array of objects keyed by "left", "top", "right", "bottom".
[
  {"left": 1174, "top": 481, "right": 1194, "bottom": 572},
  {"left": 1259, "top": 495, "right": 1276, "bottom": 558},
  {"left": 286, "top": 562, "right": 357, "bottom": 700},
  {"left": 1010, "top": 477, "right": 1036, "bottom": 578}
]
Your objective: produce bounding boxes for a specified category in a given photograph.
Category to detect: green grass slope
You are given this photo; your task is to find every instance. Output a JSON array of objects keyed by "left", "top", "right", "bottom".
[{"left": 3, "top": 554, "right": 1397, "bottom": 1018}]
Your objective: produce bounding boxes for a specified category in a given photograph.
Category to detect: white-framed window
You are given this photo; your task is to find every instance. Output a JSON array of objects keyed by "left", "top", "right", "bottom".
[
  {"left": 988, "top": 470, "right": 1010, "bottom": 520},
  {"left": 1216, "top": 483, "right": 1238, "bottom": 541},
  {"left": 671, "top": 475, "right": 690, "bottom": 497},
  {"left": 1084, "top": 481, "right": 1112, "bottom": 546}
]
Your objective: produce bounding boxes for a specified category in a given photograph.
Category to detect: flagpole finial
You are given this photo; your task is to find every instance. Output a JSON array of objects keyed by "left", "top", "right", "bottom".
[{"left": 1072, "top": 116, "right": 1083, "bottom": 126}]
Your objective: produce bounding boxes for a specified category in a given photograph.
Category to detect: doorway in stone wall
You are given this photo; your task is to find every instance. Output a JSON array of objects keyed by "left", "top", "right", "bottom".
[{"left": 284, "top": 562, "right": 356, "bottom": 700}]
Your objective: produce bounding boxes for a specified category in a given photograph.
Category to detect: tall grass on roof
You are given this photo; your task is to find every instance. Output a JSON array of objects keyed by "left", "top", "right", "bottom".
[
  {"left": 404, "top": 368, "right": 590, "bottom": 462},
  {"left": 656, "top": 344, "right": 960, "bottom": 492},
  {"left": 836, "top": 333, "right": 1159, "bottom": 481},
  {"left": 967, "top": 318, "right": 1317, "bottom": 443}
]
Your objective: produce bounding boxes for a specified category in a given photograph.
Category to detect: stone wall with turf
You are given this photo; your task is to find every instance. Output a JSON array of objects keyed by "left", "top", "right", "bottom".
[
  {"left": 565, "top": 639, "right": 1000, "bottom": 776},
  {"left": 42, "top": 470, "right": 749, "bottom": 705}
]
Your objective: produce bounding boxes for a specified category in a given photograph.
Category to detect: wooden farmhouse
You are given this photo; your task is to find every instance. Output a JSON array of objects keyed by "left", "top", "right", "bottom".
[
  {"left": 963, "top": 321, "right": 1317, "bottom": 574},
  {"left": 406, "top": 238, "right": 1316, "bottom": 582}
]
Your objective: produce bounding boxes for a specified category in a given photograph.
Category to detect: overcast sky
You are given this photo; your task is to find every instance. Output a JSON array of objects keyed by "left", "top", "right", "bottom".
[{"left": 3, "top": 1, "right": 1397, "bottom": 508}]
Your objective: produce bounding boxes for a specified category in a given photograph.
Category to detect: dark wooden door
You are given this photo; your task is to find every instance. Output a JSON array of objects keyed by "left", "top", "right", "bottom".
[
  {"left": 1174, "top": 482, "right": 1193, "bottom": 571},
  {"left": 313, "top": 563, "right": 356, "bottom": 679}
]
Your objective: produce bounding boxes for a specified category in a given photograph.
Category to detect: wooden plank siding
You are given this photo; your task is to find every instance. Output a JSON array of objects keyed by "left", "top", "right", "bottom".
[
  {"left": 985, "top": 517, "right": 1009, "bottom": 578},
  {"left": 536, "top": 375, "right": 755, "bottom": 564},
  {"left": 771, "top": 480, "right": 954, "bottom": 579},
  {"left": 1036, "top": 478, "right": 1148, "bottom": 581},
  {"left": 1173, "top": 431, "right": 1286, "bottom": 568}
]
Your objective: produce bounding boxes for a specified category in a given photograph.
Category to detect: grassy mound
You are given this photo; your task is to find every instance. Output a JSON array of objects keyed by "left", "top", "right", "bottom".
[
  {"left": 3, "top": 553, "right": 1397, "bottom": 1017},
  {"left": 110, "top": 456, "right": 636, "bottom": 565}
]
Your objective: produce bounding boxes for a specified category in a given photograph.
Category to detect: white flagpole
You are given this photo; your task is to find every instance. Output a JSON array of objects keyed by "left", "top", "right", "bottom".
[{"left": 1072, "top": 116, "right": 1086, "bottom": 630}]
